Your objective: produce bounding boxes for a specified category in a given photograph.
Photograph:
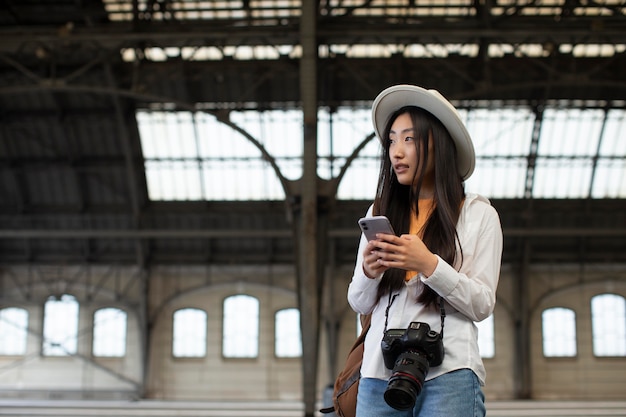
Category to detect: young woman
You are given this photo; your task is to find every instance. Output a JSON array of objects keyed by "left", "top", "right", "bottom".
[{"left": 348, "top": 85, "right": 503, "bottom": 417}]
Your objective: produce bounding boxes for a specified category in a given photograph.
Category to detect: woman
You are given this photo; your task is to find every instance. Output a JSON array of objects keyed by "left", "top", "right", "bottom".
[{"left": 348, "top": 85, "right": 503, "bottom": 417}]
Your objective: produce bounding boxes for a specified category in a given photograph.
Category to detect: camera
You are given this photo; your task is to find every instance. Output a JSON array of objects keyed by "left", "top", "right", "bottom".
[{"left": 380, "top": 321, "right": 444, "bottom": 410}]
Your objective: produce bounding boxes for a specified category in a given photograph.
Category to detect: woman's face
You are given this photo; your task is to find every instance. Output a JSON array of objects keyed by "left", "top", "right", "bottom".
[{"left": 388, "top": 112, "right": 435, "bottom": 190}]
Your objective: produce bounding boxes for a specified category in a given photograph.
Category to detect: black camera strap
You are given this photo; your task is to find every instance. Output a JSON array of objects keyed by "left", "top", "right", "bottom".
[
  {"left": 383, "top": 291, "right": 446, "bottom": 338},
  {"left": 384, "top": 292, "right": 400, "bottom": 332},
  {"left": 438, "top": 296, "right": 446, "bottom": 338}
]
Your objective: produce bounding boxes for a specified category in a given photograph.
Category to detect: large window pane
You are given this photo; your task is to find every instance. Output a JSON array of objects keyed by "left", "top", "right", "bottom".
[
  {"left": 467, "top": 157, "right": 528, "bottom": 198},
  {"left": 532, "top": 108, "right": 604, "bottom": 198},
  {"left": 599, "top": 109, "right": 626, "bottom": 157},
  {"left": 43, "top": 294, "right": 79, "bottom": 356},
  {"left": 465, "top": 108, "right": 535, "bottom": 157},
  {"left": 532, "top": 157, "right": 594, "bottom": 198},
  {"left": 173, "top": 308, "right": 207, "bottom": 358},
  {"left": 319, "top": 107, "right": 383, "bottom": 200},
  {"left": 454, "top": 107, "right": 533, "bottom": 198},
  {"left": 0, "top": 307, "right": 28, "bottom": 355},
  {"left": 593, "top": 110, "right": 626, "bottom": 198},
  {"left": 275, "top": 308, "right": 302, "bottom": 358},
  {"left": 93, "top": 308, "right": 127, "bottom": 357},
  {"left": 591, "top": 158, "right": 626, "bottom": 198},
  {"left": 591, "top": 294, "right": 626, "bottom": 357},
  {"left": 538, "top": 109, "right": 604, "bottom": 157},
  {"left": 138, "top": 110, "right": 295, "bottom": 201},
  {"left": 223, "top": 295, "right": 259, "bottom": 358},
  {"left": 542, "top": 307, "right": 577, "bottom": 357}
]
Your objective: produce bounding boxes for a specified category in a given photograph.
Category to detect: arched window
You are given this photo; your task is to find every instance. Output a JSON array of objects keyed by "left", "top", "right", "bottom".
[
  {"left": 43, "top": 294, "right": 79, "bottom": 356},
  {"left": 172, "top": 308, "right": 207, "bottom": 358},
  {"left": 93, "top": 308, "right": 127, "bottom": 357},
  {"left": 542, "top": 307, "right": 577, "bottom": 357},
  {"left": 0, "top": 307, "right": 28, "bottom": 355},
  {"left": 591, "top": 293, "right": 626, "bottom": 357},
  {"left": 223, "top": 295, "right": 259, "bottom": 358},
  {"left": 476, "top": 314, "right": 495, "bottom": 358},
  {"left": 275, "top": 308, "right": 301, "bottom": 358}
]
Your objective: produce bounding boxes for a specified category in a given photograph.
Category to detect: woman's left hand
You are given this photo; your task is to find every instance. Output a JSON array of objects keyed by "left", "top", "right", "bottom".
[{"left": 371, "top": 233, "right": 439, "bottom": 277}]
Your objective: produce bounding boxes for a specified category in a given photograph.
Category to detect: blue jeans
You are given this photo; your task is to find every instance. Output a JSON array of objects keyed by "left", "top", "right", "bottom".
[{"left": 356, "top": 369, "right": 486, "bottom": 417}]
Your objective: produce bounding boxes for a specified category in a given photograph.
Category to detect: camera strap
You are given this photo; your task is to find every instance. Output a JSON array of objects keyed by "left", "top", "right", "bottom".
[
  {"left": 438, "top": 296, "right": 446, "bottom": 338},
  {"left": 383, "top": 292, "right": 446, "bottom": 338},
  {"left": 383, "top": 292, "right": 400, "bottom": 332}
]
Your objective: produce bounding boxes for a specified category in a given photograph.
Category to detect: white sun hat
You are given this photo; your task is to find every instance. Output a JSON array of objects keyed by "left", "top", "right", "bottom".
[{"left": 371, "top": 84, "right": 475, "bottom": 180}]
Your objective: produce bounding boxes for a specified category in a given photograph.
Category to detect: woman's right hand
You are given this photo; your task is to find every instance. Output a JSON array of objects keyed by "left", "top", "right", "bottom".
[{"left": 362, "top": 238, "right": 390, "bottom": 278}]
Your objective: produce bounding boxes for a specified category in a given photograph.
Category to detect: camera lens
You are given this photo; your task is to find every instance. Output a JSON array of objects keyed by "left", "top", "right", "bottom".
[
  {"left": 384, "top": 377, "right": 419, "bottom": 411},
  {"left": 383, "top": 351, "right": 429, "bottom": 411}
]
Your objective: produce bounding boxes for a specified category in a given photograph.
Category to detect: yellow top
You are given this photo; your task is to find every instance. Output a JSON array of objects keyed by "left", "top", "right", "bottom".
[{"left": 405, "top": 198, "right": 435, "bottom": 281}]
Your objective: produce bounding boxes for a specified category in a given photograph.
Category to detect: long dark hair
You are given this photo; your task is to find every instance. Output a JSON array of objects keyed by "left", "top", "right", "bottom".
[{"left": 372, "top": 106, "right": 465, "bottom": 307}]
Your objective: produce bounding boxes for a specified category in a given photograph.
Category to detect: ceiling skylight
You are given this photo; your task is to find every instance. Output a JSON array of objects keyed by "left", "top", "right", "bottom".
[{"left": 137, "top": 105, "right": 626, "bottom": 201}]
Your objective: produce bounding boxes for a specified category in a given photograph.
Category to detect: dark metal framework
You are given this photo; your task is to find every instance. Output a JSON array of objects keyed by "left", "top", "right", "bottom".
[{"left": 1, "top": 0, "right": 624, "bottom": 262}]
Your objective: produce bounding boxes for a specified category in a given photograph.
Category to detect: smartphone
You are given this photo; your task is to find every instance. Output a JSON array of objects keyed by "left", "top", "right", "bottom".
[{"left": 358, "top": 216, "right": 396, "bottom": 241}]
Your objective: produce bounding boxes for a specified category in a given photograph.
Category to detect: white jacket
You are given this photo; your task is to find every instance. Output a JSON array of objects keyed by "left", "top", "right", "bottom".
[{"left": 347, "top": 193, "right": 503, "bottom": 385}]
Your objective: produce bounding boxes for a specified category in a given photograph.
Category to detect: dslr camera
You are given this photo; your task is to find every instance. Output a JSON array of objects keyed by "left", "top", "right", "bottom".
[{"left": 380, "top": 321, "right": 444, "bottom": 410}]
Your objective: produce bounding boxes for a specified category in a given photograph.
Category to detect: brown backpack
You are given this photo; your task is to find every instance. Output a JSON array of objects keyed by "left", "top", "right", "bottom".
[{"left": 320, "top": 314, "right": 371, "bottom": 417}]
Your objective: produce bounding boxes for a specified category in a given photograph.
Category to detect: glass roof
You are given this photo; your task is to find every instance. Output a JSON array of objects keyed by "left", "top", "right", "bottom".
[
  {"left": 137, "top": 105, "right": 626, "bottom": 201},
  {"left": 103, "top": 0, "right": 624, "bottom": 63},
  {"left": 103, "top": 0, "right": 626, "bottom": 22}
]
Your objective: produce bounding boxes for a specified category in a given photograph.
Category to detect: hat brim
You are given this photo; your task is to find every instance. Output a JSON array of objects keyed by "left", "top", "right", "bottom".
[{"left": 371, "top": 84, "right": 475, "bottom": 180}]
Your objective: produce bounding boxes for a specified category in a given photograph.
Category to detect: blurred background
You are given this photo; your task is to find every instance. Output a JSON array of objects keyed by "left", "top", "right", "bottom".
[{"left": 0, "top": 1, "right": 625, "bottom": 416}]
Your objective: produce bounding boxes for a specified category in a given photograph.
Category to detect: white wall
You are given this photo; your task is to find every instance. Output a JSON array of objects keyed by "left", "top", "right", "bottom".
[{"left": 1, "top": 263, "right": 625, "bottom": 402}]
